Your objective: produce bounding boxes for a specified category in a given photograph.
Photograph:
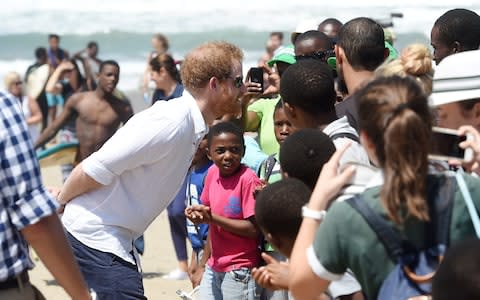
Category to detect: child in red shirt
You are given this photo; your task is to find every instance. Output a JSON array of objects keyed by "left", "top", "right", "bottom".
[{"left": 186, "top": 121, "right": 261, "bottom": 299}]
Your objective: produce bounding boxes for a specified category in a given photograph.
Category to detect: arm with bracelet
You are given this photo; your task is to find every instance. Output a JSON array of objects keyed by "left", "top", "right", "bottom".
[{"left": 289, "top": 144, "right": 356, "bottom": 299}]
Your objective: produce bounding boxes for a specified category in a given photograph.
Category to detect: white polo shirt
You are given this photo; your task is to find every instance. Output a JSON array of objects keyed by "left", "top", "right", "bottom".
[{"left": 62, "top": 91, "right": 207, "bottom": 265}]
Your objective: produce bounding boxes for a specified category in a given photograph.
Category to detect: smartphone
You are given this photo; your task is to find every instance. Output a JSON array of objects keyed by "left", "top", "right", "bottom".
[
  {"left": 429, "top": 127, "right": 473, "bottom": 162},
  {"left": 249, "top": 67, "right": 264, "bottom": 93}
]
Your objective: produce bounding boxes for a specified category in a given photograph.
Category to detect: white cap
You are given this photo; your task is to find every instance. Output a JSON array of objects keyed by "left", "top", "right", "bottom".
[{"left": 430, "top": 49, "right": 480, "bottom": 106}]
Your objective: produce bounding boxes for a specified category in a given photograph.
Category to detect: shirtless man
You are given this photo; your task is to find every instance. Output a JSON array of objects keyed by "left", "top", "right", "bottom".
[{"left": 35, "top": 60, "right": 133, "bottom": 161}]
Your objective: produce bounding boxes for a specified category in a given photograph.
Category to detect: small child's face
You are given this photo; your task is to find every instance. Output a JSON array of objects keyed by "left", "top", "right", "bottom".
[
  {"left": 192, "top": 138, "right": 209, "bottom": 167},
  {"left": 209, "top": 132, "right": 244, "bottom": 177},
  {"left": 274, "top": 107, "right": 294, "bottom": 144}
]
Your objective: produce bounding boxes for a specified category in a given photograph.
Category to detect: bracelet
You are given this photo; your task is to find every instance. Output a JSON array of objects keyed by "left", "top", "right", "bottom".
[{"left": 302, "top": 206, "right": 326, "bottom": 221}]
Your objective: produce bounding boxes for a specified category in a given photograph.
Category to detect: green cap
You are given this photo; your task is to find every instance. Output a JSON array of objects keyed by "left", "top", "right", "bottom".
[
  {"left": 267, "top": 45, "right": 296, "bottom": 67},
  {"left": 327, "top": 56, "right": 337, "bottom": 71},
  {"left": 326, "top": 41, "right": 399, "bottom": 71},
  {"left": 385, "top": 41, "right": 399, "bottom": 62}
]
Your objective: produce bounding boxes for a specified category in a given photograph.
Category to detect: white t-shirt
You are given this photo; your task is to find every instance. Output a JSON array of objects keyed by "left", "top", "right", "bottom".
[
  {"left": 62, "top": 91, "right": 207, "bottom": 264},
  {"left": 13, "top": 95, "right": 40, "bottom": 142},
  {"left": 323, "top": 116, "right": 370, "bottom": 166}
]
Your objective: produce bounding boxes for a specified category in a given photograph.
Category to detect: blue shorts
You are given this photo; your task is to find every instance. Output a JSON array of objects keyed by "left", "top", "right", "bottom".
[
  {"left": 46, "top": 92, "right": 64, "bottom": 107},
  {"left": 67, "top": 232, "right": 146, "bottom": 299}
]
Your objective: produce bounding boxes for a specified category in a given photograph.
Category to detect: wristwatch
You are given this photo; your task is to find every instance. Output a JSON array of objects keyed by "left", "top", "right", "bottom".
[{"left": 302, "top": 206, "right": 326, "bottom": 221}]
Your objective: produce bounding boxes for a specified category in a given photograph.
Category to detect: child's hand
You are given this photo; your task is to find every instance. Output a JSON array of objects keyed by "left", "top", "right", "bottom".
[
  {"left": 263, "top": 65, "right": 280, "bottom": 96},
  {"left": 188, "top": 263, "right": 205, "bottom": 288},
  {"left": 253, "top": 179, "right": 267, "bottom": 199},
  {"left": 185, "top": 204, "right": 212, "bottom": 224},
  {"left": 252, "top": 252, "right": 289, "bottom": 290}
]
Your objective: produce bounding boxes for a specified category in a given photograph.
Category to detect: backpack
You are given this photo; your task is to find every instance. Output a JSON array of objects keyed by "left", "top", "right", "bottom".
[
  {"left": 346, "top": 175, "right": 456, "bottom": 300},
  {"left": 329, "top": 132, "right": 360, "bottom": 143},
  {"left": 260, "top": 154, "right": 277, "bottom": 182}
]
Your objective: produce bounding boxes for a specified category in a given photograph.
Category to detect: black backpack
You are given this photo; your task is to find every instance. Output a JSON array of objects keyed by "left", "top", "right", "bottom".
[{"left": 346, "top": 175, "right": 455, "bottom": 300}]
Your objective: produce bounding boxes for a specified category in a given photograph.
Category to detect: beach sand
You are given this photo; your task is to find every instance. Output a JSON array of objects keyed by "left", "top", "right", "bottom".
[{"left": 30, "top": 165, "right": 193, "bottom": 300}]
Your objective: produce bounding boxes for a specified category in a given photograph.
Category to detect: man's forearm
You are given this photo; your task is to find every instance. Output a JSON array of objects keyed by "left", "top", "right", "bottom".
[
  {"left": 34, "top": 124, "right": 59, "bottom": 149},
  {"left": 59, "top": 163, "right": 103, "bottom": 204},
  {"left": 21, "top": 214, "right": 91, "bottom": 300}
]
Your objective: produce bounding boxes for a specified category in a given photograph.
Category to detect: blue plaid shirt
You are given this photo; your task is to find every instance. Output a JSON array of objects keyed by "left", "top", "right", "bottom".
[{"left": 0, "top": 91, "right": 58, "bottom": 281}]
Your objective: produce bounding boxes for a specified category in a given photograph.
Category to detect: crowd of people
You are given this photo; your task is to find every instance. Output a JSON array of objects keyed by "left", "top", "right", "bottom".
[{"left": 1, "top": 6, "right": 480, "bottom": 300}]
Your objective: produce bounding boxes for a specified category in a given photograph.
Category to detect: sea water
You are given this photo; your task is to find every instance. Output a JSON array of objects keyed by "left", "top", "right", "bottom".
[{"left": 1, "top": 0, "right": 478, "bottom": 97}]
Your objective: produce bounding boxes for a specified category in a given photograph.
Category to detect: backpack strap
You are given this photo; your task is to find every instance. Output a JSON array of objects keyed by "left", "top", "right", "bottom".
[
  {"left": 346, "top": 175, "right": 456, "bottom": 262},
  {"left": 455, "top": 170, "right": 480, "bottom": 237},
  {"left": 426, "top": 175, "right": 455, "bottom": 247},
  {"left": 329, "top": 132, "right": 360, "bottom": 143},
  {"left": 261, "top": 154, "right": 277, "bottom": 182},
  {"left": 346, "top": 195, "right": 405, "bottom": 262}
]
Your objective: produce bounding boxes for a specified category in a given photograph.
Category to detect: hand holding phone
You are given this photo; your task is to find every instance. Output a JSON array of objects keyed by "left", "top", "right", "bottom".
[
  {"left": 429, "top": 127, "right": 473, "bottom": 162},
  {"left": 248, "top": 67, "right": 264, "bottom": 93}
]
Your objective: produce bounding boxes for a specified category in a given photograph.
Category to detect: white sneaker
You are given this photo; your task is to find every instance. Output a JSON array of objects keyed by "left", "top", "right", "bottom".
[{"left": 162, "top": 268, "right": 189, "bottom": 280}]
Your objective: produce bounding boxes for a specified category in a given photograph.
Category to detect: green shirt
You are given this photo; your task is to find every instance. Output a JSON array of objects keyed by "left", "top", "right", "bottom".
[
  {"left": 247, "top": 97, "right": 280, "bottom": 155},
  {"left": 312, "top": 173, "right": 480, "bottom": 300}
]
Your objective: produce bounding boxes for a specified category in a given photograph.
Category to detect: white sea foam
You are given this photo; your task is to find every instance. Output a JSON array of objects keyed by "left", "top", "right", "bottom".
[
  {"left": 1, "top": 1, "right": 478, "bottom": 36},
  {"left": 1, "top": 1, "right": 478, "bottom": 93}
]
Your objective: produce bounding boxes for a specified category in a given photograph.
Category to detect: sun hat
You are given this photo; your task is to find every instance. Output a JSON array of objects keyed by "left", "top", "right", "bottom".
[
  {"left": 267, "top": 45, "right": 296, "bottom": 67},
  {"left": 430, "top": 49, "right": 480, "bottom": 106}
]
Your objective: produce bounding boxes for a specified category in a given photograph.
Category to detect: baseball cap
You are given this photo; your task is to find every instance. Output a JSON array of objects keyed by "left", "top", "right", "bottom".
[
  {"left": 385, "top": 41, "right": 398, "bottom": 62},
  {"left": 267, "top": 45, "right": 296, "bottom": 67},
  {"left": 430, "top": 49, "right": 480, "bottom": 106}
]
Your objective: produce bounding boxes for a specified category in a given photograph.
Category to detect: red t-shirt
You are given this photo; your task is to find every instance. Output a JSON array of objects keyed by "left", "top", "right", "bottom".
[{"left": 201, "top": 164, "right": 261, "bottom": 272}]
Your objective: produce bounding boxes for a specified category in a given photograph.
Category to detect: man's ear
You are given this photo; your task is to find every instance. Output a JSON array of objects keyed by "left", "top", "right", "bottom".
[
  {"left": 208, "top": 77, "right": 218, "bottom": 90},
  {"left": 335, "top": 45, "right": 343, "bottom": 65},
  {"left": 383, "top": 47, "right": 390, "bottom": 61},
  {"left": 472, "top": 102, "right": 480, "bottom": 128}
]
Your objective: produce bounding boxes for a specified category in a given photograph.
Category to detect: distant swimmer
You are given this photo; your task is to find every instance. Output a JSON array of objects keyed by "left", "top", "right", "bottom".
[{"left": 35, "top": 60, "right": 133, "bottom": 163}]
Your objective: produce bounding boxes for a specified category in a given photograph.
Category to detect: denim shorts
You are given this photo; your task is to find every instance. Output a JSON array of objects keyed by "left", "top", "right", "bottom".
[{"left": 199, "top": 265, "right": 259, "bottom": 300}]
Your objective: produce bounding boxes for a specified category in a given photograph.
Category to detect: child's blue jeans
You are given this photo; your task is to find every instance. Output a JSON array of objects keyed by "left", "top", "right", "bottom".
[{"left": 199, "top": 265, "right": 258, "bottom": 300}]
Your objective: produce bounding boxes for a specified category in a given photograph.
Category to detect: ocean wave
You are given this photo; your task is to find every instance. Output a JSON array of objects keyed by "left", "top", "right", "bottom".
[{"left": 2, "top": 3, "right": 478, "bottom": 36}]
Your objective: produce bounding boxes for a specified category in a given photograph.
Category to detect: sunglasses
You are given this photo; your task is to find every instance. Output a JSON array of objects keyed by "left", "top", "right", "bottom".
[
  {"left": 14, "top": 81, "right": 23, "bottom": 86},
  {"left": 230, "top": 76, "right": 244, "bottom": 89},
  {"left": 295, "top": 49, "right": 335, "bottom": 62}
]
